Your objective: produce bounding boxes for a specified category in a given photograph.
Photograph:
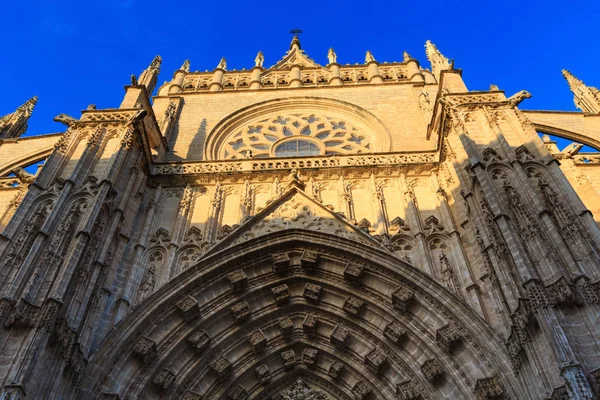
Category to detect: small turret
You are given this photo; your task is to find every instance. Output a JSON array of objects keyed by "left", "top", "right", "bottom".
[
  {"left": 138, "top": 55, "right": 162, "bottom": 94},
  {"left": 0, "top": 96, "right": 37, "bottom": 139},
  {"left": 562, "top": 69, "right": 600, "bottom": 114},
  {"left": 425, "top": 40, "right": 451, "bottom": 80}
]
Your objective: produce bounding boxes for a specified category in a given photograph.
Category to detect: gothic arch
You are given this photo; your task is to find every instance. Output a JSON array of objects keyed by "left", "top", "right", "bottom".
[
  {"left": 203, "top": 97, "right": 393, "bottom": 160},
  {"left": 81, "top": 229, "right": 522, "bottom": 399}
]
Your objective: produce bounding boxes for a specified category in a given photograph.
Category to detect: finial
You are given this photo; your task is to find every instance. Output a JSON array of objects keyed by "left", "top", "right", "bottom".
[
  {"left": 254, "top": 51, "right": 264, "bottom": 68},
  {"left": 289, "top": 28, "right": 303, "bottom": 50},
  {"left": 489, "top": 84, "right": 499, "bottom": 91},
  {"left": 403, "top": 51, "right": 411, "bottom": 62},
  {"left": 561, "top": 69, "right": 600, "bottom": 113},
  {"left": 365, "top": 50, "right": 375, "bottom": 63},
  {"left": 561, "top": 69, "right": 582, "bottom": 92},
  {"left": 0, "top": 96, "right": 38, "bottom": 139},
  {"left": 327, "top": 48, "right": 337, "bottom": 64},
  {"left": 18, "top": 96, "right": 38, "bottom": 115},
  {"left": 216, "top": 58, "right": 227, "bottom": 70},
  {"left": 424, "top": 40, "right": 451, "bottom": 79},
  {"left": 149, "top": 55, "right": 162, "bottom": 71},
  {"left": 131, "top": 74, "right": 138, "bottom": 85},
  {"left": 181, "top": 59, "right": 190, "bottom": 72}
]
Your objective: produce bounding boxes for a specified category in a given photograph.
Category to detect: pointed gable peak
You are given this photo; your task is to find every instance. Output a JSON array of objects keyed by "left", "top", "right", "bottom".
[{"left": 271, "top": 36, "right": 321, "bottom": 69}]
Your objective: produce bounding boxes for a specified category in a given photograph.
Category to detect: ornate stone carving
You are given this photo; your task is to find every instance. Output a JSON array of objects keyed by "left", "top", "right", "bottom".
[
  {"left": 3, "top": 299, "right": 40, "bottom": 328},
  {"left": 396, "top": 380, "right": 423, "bottom": 400},
  {"left": 303, "top": 283, "right": 322, "bottom": 303},
  {"left": 302, "top": 348, "right": 319, "bottom": 367},
  {"left": 343, "top": 262, "right": 364, "bottom": 285},
  {"left": 255, "top": 364, "right": 271, "bottom": 385},
  {"left": 227, "top": 269, "right": 248, "bottom": 293},
  {"left": 281, "top": 350, "right": 296, "bottom": 370},
  {"left": 343, "top": 296, "right": 364, "bottom": 316},
  {"left": 547, "top": 386, "right": 569, "bottom": 400},
  {"left": 392, "top": 286, "right": 414, "bottom": 313},
  {"left": 210, "top": 355, "right": 232, "bottom": 382},
  {"left": 365, "top": 347, "right": 387, "bottom": 374},
  {"left": 301, "top": 250, "right": 320, "bottom": 273},
  {"left": 351, "top": 380, "right": 371, "bottom": 399},
  {"left": 302, "top": 313, "right": 318, "bottom": 335},
  {"left": 249, "top": 329, "right": 267, "bottom": 353},
  {"left": 547, "top": 277, "right": 582, "bottom": 307},
  {"left": 181, "top": 391, "right": 203, "bottom": 400},
  {"left": 329, "top": 361, "right": 345, "bottom": 378},
  {"left": 276, "top": 317, "right": 294, "bottom": 340},
  {"left": 229, "top": 385, "right": 249, "bottom": 400},
  {"left": 421, "top": 358, "right": 444, "bottom": 383},
  {"left": 133, "top": 336, "right": 157, "bottom": 364},
  {"left": 384, "top": 321, "right": 406, "bottom": 344},
  {"left": 152, "top": 369, "right": 175, "bottom": 391},
  {"left": 436, "top": 323, "right": 463, "bottom": 352},
  {"left": 176, "top": 295, "right": 201, "bottom": 322},
  {"left": 473, "top": 375, "right": 504, "bottom": 400},
  {"left": 187, "top": 330, "right": 211, "bottom": 354},
  {"left": 231, "top": 302, "right": 251, "bottom": 322},
  {"left": 330, "top": 324, "right": 352, "bottom": 348},
  {"left": 272, "top": 252, "right": 291, "bottom": 273},
  {"left": 272, "top": 284, "right": 291, "bottom": 305},
  {"left": 278, "top": 379, "right": 328, "bottom": 400}
]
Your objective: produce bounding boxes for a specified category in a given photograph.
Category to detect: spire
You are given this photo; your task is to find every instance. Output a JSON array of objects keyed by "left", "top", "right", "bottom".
[
  {"left": 0, "top": 96, "right": 37, "bottom": 139},
  {"left": 561, "top": 69, "right": 600, "bottom": 113},
  {"left": 138, "top": 55, "right": 162, "bottom": 94},
  {"left": 254, "top": 51, "right": 264, "bottom": 68},
  {"left": 181, "top": 59, "right": 190, "bottom": 73},
  {"left": 327, "top": 48, "right": 337, "bottom": 64},
  {"left": 425, "top": 40, "right": 451, "bottom": 80},
  {"left": 365, "top": 50, "right": 375, "bottom": 63},
  {"left": 290, "top": 35, "right": 301, "bottom": 50}
]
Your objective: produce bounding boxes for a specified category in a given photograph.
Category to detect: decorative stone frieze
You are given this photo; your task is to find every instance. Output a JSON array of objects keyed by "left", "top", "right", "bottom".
[
  {"left": 421, "top": 358, "right": 444, "bottom": 383},
  {"left": 352, "top": 380, "right": 372, "bottom": 399},
  {"left": 392, "top": 286, "right": 414, "bottom": 313},
  {"left": 329, "top": 361, "right": 345, "bottom": 378},
  {"left": 249, "top": 329, "right": 267, "bottom": 353},
  {"left": 187, "top": 330, "right": 211, "bottom": 354},
  {"left": 546, "top": 277, "right": 582, "bottom": 307},
  {"left": 436, "top": 323, "right": 462, "bottom": 352},
  {"left": 343, "top": 262, "right": 364, "bottom": 285},
  {"left": 227, "top": 270, "right": 248, "bottom": 293},
  {"left": 3, "top": 299, "right": 40, "bottom": 328},
  {"left": 133, "top": 336, "right": 157, "bottom": 364},
  {"left": 300, "top": 250, "right": 319, "bottom": 273},
  {"left": 152, "top": 369, "right": 175, "bottom": 391},
  {"left": 303, "top": 283, "right": 322, "bottom": 303},
  {"left": 302, "top": 348, "right": 319, "bottom": 367},
  {"left": 384, "top": 321, "right": 407, "bottom": 344},
  {"left": 255, "top": 364, "right": 271, "bottom": 385},
  {"left": 473, "top": 376, "right": 504, "bottom": 400},
  {"left": 272, "top": 252, "right": 291, "bottom": 273},
  {"left": 343, "top": 296, "right": 365, "bottom": 316},
  {"left": 210, "top": 355, "right": 232, "bottom": 382},
  {"left": 278, "top": 316, "right": 294, "bottom": 338},
  {"left": 365, "top": 348, "right": 387, "bottom": 374},
  {"left": 330, "top": 324, "right": 352, "bottom": 348},
  {"left": 396, "top": 380, "right": 423, "bottom": 400},
  {"left": 302, "top": 313, "right": 318, "bottom": 335},
  {"left": 231, "top": 302, "right": 251, "bottom": 322},
  {"left": 228, "top": 385, "right": 248, "bottom": 400},
  {"left": 272, "top": 284, "right": 291, "bottom": 305},
  {"left": 281, "top": 350, "right": 296, "bottom": 370},
  {"left": 176, "top": 295, "right": 201, "bottom": 322}
]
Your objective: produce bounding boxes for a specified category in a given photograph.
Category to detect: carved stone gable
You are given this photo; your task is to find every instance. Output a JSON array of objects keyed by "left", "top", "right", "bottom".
[{"left": 278, "top": 379, "right": 328, "bottom": 400}]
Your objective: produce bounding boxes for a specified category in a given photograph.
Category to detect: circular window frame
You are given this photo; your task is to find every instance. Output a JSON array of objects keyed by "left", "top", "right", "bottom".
[{"left": 270, "top": 136, "right": 325, "bottom": 158}]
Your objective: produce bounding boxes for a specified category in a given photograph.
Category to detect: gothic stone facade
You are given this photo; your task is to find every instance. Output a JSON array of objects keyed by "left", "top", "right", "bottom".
[{"left": 0, "top": 38, "right": 599, "bottom": 399}]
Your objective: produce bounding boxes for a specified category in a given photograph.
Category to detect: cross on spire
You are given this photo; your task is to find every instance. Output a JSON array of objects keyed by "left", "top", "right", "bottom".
[{"left": 289, "top": 28, "right": 303, "bottom": 35}]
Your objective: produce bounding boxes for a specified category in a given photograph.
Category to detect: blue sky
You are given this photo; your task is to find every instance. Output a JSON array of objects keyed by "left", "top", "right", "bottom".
[{"left": 2, "top": 0, "right": 599, "bottom": 146}]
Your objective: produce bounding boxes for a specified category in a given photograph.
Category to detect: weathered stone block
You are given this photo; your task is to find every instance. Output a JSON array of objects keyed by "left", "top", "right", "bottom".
[
  {"left": 210, "top": 355, "right": 232, "bottom": 382},
  {"left": 272, "top": 252, "right": 290, "bottom": 273},
  {"left": 396, "top": 380, "right": 422, "bottom": 400},
  {"left": 352, "top": 380, "right": 372, "bottom": 399},
  {"left": 231, "top": 302, "right": 251, "bottom": 322},
  {"left": 278, "top": 316, "right": 294, "bottom": 338},
  {"left": 365, "top": 347, "right": 387, "bottom": 374},
  {"left": 281, "top": 349, "right": 296, "bottom": 370},
  {"left": 344, "top": 262, "right": 364, "bottom": 284},
  {"left": 302, "top": 313, "right": 318, "bottom": 335},
  {"left": 187, "top": 330, "right": 211, "bottom": 354},
  {"left": 302, "top": 348, "right": 318, "bottom": 367},
  {"left": 271, "top": 284, "right": 290, "bottom": 305},
  {"left": 176, "top": 295, "right": 201, "bottom": 322},
  {"left": 473, "top": 376, "right": 504, "bottom": 400},
  {"left": 392, "top": 286, "right": 414, "bottom": 313},
  {"left": 384, "top": 321, "right": 406, "bottom": 344},
  {"left": 330, "top": 324, "right": 351, "bottom": 348},
  {"left": 421, "top": 358, "right": 444, "bottom": 383},
  {"left": 343, "top": 296, "right": 364, "bottom": 316},
  {"left": 255, "top": 364, "right": 271, "bottom": 385},
  {"left": 249, "top": 329, "right": 267, "bottom": 353},
  {"left": 300, "top": 250, "right": 319, "bottom": 272},
  {"left": 182, "top": 391, "right": 203, "bottom": 400},
  {"left": 303, "top": 282, "right": 322, "bottom": 303},
  {"left": 227, "top": 269, "right": 248, "bottom": 293},
  {"left": 328, "top": 361, "right": 345, "bottom": 378},
  {"left": 436, "top": 323, "right": 462, "bottom": 352},
  {"left": 152, "top": 369, "right": 175, "bottom": 391},
  {"left": 228, "top": 385, "right": 248, "bottom": 400},
  {"left": 133, "top": 336, "right": 157, "bottom": 364}
]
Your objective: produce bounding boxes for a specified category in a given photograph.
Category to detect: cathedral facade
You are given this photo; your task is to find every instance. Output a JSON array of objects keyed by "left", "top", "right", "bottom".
[{"left": 0, "top": 37, "right": 599, "bottom": 399}]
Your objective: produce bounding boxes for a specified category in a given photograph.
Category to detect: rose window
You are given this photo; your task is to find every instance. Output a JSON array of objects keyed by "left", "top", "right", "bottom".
[{"left": 221, "top": 114, "right": 373, "bottom": 159}]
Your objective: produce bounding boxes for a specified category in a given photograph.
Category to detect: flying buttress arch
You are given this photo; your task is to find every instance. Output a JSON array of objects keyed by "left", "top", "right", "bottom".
[{"left": 82, "top": 230, "right": 524, "bottom": 399}]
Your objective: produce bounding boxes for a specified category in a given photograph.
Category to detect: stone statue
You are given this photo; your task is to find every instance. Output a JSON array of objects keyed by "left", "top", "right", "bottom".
[
  {"left": 216, "top": 57, "right": 227, "bottom": 70},
  {"left": 403, "top": 51, "right": 411, "bottom": 62},
  {"left": 327, "top": 48, "right": 337, "bottom": 64},
  {"left": 254, "top": 51, "right": 264, "bottom": 68},
  {"left": 365, "top": 50, "right": 375, "bottom": 63}
]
